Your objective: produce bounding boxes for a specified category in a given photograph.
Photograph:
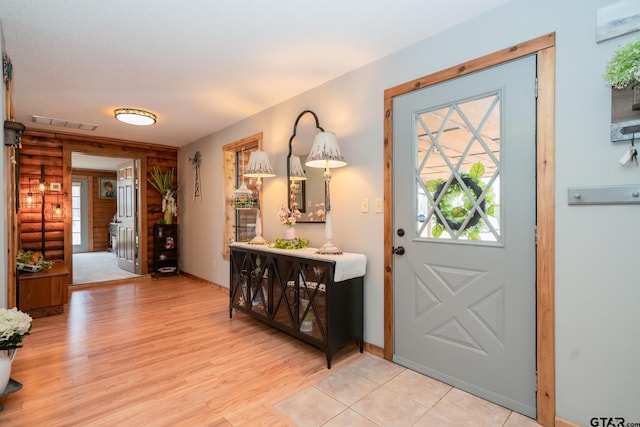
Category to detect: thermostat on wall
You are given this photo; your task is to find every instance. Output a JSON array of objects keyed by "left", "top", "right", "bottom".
[{"left": 50, "top": 183, "right": 61, "bottom": 191}]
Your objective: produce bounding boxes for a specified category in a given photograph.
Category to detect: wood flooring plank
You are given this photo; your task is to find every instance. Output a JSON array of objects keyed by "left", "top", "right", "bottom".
[{"left": 0, "top": 276, "right": 361, "bottom": 426}]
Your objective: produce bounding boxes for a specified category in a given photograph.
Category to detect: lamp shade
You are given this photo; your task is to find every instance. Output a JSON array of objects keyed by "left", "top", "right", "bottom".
[
  {"left": 289, "top": 155, "right": 306, "bottom": 181},
  {"left": 244, "top": 150, "right": 276, "bottom": 178},
  {"left": 305, "top": 132, "right": 347, "bottom": 168}
]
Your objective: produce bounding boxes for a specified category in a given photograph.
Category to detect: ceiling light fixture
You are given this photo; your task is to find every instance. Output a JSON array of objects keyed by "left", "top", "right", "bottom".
[{"left": 114, "top": 108, "right": 157, "bottom": 126}]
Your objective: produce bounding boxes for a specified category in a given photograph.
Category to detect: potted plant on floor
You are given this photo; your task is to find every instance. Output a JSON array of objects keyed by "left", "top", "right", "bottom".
[{"left": 0, "top": 307, "right": 32, "bottom": 392}]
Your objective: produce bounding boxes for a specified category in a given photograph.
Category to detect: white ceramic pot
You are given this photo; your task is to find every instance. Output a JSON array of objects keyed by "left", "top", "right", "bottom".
[
  {"left": 0, "top": 350, "right": 16, "bottom": 393},
  {"left": 283, "top": 225, "right": 295, "bottom": 240}
]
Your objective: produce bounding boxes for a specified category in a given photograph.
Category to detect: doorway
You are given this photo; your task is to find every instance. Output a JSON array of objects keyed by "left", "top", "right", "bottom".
[
  {"left": 383, "top": 33, "right": 556, "bottom": 426},
  {"left": 71, "top": 153, "right": 140, "bottom": 284}
]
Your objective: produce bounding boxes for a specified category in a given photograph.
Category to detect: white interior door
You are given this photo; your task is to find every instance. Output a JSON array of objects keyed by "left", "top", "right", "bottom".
[
  {"left": 393, "top": 56, "right": 537, "bottom": 417},
  {"left": 117, "top": 160, "right": 138, "bottom": 273}
]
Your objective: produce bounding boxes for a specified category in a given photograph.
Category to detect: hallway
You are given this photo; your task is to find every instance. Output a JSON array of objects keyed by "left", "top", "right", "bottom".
[{"left": 72, "top": 251, "right": 139, "bottom": 284}]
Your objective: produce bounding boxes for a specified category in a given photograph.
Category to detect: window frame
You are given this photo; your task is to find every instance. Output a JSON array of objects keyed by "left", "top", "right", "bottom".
[{"left": 222, "top": 132, "right": 263, "bottom": 259}]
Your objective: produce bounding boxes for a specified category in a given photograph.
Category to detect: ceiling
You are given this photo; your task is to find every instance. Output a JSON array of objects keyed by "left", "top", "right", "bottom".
[{"left": 1, "top": 0, "right": 509, "bottom": 148}]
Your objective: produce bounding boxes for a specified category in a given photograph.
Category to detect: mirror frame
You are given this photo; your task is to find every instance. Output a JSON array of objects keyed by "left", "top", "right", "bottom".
[{"left": 287, "top": 110, "right": 325, "bottom": 223}]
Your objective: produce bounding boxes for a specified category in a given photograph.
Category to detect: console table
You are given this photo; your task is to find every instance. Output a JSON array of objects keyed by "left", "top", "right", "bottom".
[
  {"left": 18, "top": 262, "right": 69, "bottom": 318},
  {"left": 229, "top": 243, "right": 366, "bottom": 368}
]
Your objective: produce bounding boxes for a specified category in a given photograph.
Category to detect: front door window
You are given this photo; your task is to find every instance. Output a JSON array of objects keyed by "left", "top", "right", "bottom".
[{"left": 416, "top": 93, "right": 501, "bottom": 243}]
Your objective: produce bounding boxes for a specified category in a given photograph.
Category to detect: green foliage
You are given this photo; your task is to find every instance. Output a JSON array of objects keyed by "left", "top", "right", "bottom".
[
  {"left": 425, "top": 161, "right": 498, "bottom": 240},
  {"left": 270, "top": 238, "right": 310, "bottom": 250},
  {"left": 148, "top": 165, "right": 175, "bottom": 195},
  {"left": 604, "top": 38, "right": 640, "bottom": 89},
  {"left": 16, "top": 249, "right": 53, "bottom": 269}
]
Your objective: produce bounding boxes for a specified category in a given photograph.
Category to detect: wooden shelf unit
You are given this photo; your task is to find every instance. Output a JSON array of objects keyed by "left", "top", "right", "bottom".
[{"left": 152, "top": 224, "right": 178, "bottom": 276}]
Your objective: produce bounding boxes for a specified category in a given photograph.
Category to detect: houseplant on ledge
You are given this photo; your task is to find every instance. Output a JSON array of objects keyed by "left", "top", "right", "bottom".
[
  {"left": 148, "top": 166, "right": 177, "bottom": 224},
  {"left": 0, "top": 307, "right": 32, "bottom": 392},
  {"left": 604, "top": 37, "right": 640, "bottom": 109}
]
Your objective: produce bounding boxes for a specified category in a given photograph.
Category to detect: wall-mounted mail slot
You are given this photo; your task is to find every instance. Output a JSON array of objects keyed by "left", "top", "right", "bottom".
[{"left": 568, "top": 185, "right": 640, "bottom": 205}]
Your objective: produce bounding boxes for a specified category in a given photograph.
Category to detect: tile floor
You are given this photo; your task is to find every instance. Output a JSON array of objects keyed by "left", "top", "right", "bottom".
[{"left": 274, "top": 354, "right": 541, "bottom": 427}]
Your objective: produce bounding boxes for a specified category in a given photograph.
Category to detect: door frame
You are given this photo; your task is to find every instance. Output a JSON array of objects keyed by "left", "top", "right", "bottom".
[
  {"left": 63, "top": 145, "right": 149, "bottom": 284},
  {"left": 383, "top": 33, "right": 556, "bottom": 426}
]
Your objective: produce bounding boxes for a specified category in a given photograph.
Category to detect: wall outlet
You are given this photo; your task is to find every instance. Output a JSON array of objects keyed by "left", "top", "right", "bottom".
[
  {"left": 361, "top": 197, "right": 369, "bottom": 213},
  {"left": 212, "top": 259, "right": 217, "bottom": 268}
]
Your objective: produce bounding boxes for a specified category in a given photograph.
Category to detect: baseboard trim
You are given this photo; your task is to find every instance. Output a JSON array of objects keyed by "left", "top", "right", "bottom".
[
  {"left": 179, "top": 271, "right": 228, "bottom": 293},
  {"left": 555, "top": 416, "right": 581, "bottom": 427}
]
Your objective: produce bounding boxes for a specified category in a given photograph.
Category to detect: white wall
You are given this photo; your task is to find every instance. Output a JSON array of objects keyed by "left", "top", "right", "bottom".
[{"left": 179, "top": 0, "right": 640, "bottom": 424}]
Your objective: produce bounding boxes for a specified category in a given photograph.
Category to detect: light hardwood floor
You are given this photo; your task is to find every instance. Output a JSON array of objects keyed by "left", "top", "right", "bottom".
[{"left": 1, "top": 276, "right": 363, "bottom": 426}]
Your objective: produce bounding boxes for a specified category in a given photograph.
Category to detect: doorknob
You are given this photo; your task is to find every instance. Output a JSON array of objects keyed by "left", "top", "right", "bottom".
[{"left": 393, "top": 246, "right": 405, "bottom": 255}]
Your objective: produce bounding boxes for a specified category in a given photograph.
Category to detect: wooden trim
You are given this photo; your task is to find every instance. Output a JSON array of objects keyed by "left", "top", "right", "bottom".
[
  {"left": 383, "top": 33, "right": 556, "bottom": 426},
  {"left": 179, "top": 271, "right": 228, "bottom": 293},
  {"left": 384, "top": 32, "right": 555, "bottom": 99},
  {"left": 363, "top": 342, "right": 384, "bottom": 359},
  {"left": 555, "top": 417, "right": 581, "bottom": 427},
  {"left": 536, "top": 45, "right": 556, "bottom": 427},
  {"left": 222, "top": 132, "right": 263, "bottom": 259},
  {"left": 24, "top": 129, "right": 178, "bottom": 154},
  {"left": 7, "top": 146, "right": 18, "bottom": 307},
  {"left": 62, "top": 147, "right": 73, "bottom": 282}
]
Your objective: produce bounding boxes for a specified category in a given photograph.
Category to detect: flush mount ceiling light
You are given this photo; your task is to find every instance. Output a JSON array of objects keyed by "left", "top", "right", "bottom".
[{"left": 114, "top": 108, "right": 157, "bottom": 126}]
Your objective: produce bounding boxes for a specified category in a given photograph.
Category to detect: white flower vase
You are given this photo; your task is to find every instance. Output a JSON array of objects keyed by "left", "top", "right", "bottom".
[
  {"left": 0, "top": 350, "right": 16, "bottom": 393},
  {"left": 283, "top": 225, "right": 295, "bottom": 240}
]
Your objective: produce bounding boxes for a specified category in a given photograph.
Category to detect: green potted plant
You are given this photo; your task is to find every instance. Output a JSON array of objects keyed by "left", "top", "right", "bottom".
[
  {"left": 604, "top": 38, "right": 640, "bottom": 109},
  {"left": 148, "top": 166, "right": 177, "bottom": 224}
]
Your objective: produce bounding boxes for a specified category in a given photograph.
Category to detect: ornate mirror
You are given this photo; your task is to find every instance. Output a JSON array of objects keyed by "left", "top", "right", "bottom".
[{"left": 287, "top": 110, "right": 326, "bottom": 223}]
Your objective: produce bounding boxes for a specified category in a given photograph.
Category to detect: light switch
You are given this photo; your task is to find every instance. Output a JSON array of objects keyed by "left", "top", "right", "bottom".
[
  {"left": 375, "top": 198, "right": 383, "bottom": 213},
  {"left": 361, "top": 197, "right": 369, "bottom": 213}
]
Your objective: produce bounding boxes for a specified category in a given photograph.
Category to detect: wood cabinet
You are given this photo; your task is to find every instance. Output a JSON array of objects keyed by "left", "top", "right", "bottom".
[
  {"left": 152, "top": 224, "right": 178, "bottom": 276},
  {"left": 18, "top": 262, "right": 69, "bottom": 318},
  {"left": 229, "top": 243, "right": 365, "bottom": 368}
]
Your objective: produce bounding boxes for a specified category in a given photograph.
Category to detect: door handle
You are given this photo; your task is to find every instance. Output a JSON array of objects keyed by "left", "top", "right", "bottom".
[{"left": 393, "top": 246, "right": 405, "bottom": 255}]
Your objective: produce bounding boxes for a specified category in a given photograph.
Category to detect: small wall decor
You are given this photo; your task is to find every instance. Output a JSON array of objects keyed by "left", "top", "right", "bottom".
[
  {"left": 605, "top": 37, "right": 640, "bottom": 143},
  {"left": 98, "top": 177, "right": 116, "bottom": 199},
  {"left": 597, "top": 0, "right": 640, "bottom": 42},
  {"left": 189, "top": 151, "right": 202, "bottom": 202}
]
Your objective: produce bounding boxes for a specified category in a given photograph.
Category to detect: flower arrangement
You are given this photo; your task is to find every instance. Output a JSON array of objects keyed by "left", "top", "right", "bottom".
[
  {"left": 148, "top": 166, "right": 177, "bottom": 224},
  {"left": 16, "top": 249, "right": 53, "bottom": 271},
  {"left": 278, "top": 205, "right": 301, "bottom": 226},
  {"left": 162, "top": 191, "right": 177, "bottom": 217},
  {"left": 604, "top": 37, "right": 640, "bottom": 89},
  {"left": 0, "top": 308, "right": 32, "bottom": 351}
]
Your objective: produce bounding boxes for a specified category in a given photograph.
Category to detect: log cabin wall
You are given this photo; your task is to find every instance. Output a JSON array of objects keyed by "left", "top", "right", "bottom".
[
  {"left": 18, "top": 130, "right": 178, "bottom": 280},
  {"left": 72, "top": 169, "right": 117, "bottom": 252},
  {"left": 18, "top": 136, "right": 65, "bottom": 261}
]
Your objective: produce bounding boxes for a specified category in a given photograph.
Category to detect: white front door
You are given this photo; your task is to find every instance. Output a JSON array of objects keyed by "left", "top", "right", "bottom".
[{"left": 393, "top": 55, "right": 537, "bottom": 417}]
